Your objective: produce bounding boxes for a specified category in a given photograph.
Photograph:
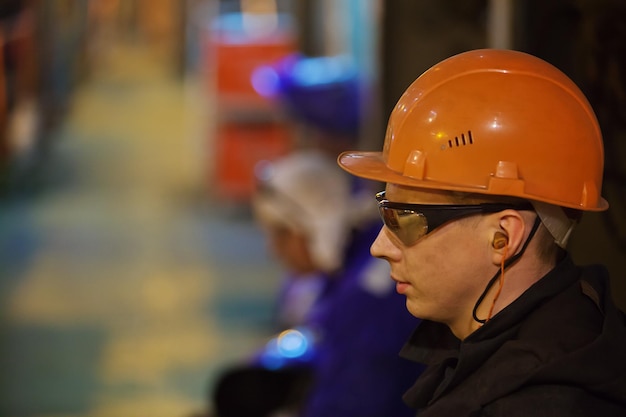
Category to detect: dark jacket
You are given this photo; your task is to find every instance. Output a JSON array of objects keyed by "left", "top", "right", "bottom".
[{"left": 400, "top": 255, "right": 626, "bottom": 417}]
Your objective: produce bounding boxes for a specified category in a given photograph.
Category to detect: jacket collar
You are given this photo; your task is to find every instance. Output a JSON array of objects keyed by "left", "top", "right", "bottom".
[{"left": 399, "top": 255, "right": 582, "bottom": 410}]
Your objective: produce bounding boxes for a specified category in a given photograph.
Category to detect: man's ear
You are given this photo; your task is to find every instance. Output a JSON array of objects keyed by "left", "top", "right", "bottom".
[{"left": 491, "top": 210, "right": 526, "bottom": 265}]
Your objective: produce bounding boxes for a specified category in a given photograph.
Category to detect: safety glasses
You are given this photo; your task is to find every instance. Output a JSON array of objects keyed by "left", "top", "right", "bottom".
[{"left": 376, "top": 191, "right": 534, "bottom": 246}]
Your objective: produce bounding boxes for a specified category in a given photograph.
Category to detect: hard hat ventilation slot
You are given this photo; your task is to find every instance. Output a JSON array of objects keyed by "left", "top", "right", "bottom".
[{"left": 447, "top": 131, "right": 473, "bottom": 148}]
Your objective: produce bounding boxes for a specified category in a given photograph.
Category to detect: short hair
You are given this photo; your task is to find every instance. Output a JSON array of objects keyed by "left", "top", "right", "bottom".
[{"left": 446, "top": 192, "right": 567, "bottom": 265}]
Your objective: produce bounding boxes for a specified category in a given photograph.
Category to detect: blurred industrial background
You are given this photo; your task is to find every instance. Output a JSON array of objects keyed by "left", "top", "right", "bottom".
[{"left": 0, "top": 0, "right": 623, "bottom": 416}]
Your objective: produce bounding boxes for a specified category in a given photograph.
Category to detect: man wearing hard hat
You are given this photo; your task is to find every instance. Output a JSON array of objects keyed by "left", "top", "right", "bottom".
[{"left": 338, "top": 49, "right": 626, "bottom": 417}]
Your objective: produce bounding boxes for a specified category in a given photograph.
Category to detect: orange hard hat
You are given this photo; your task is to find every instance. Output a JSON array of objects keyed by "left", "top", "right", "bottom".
[{"left": 338, "top": 49, "right": 608, "bottom": 211}]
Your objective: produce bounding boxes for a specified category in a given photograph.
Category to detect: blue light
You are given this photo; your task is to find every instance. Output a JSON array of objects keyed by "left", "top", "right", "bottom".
[
  {"left": 257, "top": 327, "right": 316, "bottom": 370},
  {"left": 276, "top": 329, "right": 309, "bottom": 358},
  {"left": 251, "top": 65, "right": 281, "bottom": 97},
  {"left": 290, "top": 56, "right": 355, "bottom": 87}
]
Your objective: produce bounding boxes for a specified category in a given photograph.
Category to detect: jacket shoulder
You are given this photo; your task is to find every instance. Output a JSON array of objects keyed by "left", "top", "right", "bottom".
[{"left": 478, "top": 384, "right": 626, "bottom": 417}]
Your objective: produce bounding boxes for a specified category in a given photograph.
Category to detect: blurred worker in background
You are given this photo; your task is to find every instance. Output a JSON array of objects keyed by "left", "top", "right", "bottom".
[
  {"left": 338, "top": 49, "right": 626, "bottom": 416},
  {"left": 208, "top": 149, "right": 422, "bottom": 417},
  {"left": 204, "top": 53, "right": 423, "bottom": 417}
]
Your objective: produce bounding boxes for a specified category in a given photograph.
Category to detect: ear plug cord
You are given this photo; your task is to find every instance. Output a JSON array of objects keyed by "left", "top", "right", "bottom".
[
  {"left": 486, "top": 244, "right": 508, "bottom": 322},
  {"left": 472, "top": 216, "right": 541, "bottom": 324}
]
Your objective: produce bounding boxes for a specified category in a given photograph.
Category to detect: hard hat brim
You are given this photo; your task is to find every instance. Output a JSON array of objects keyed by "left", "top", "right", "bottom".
[
  {"left": 338, "top": 151, "right": 609, "bottom": 211},
  {"left": 338, "top": 150, "right": 479, "bottom": 193}
]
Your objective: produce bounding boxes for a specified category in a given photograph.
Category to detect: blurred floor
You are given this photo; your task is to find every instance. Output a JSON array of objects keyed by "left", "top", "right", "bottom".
[{"left": 0, "top": 36, "right": 282, "bottom": 417}]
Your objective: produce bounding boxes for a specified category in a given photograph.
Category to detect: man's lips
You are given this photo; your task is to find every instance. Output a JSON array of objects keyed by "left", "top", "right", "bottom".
[{"left": 391, "top": 276, "right": 410, "bottom": 294}]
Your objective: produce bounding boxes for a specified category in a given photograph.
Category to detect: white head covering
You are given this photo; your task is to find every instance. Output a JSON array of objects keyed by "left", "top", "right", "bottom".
[
  {"left": 531, "top": 201, "right": 579, "bottom": 249},
  {"left": 253, "top": 149, "right": 377, "bottom": 272}
]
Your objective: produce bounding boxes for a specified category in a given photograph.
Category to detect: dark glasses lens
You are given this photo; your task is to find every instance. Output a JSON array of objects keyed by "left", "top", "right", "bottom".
[
  {"left": 375, "top": 191, "right": 533, "bottom": 246},
  {"left": 378, "top": 205, "right": 428, "bottom": 245}
]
